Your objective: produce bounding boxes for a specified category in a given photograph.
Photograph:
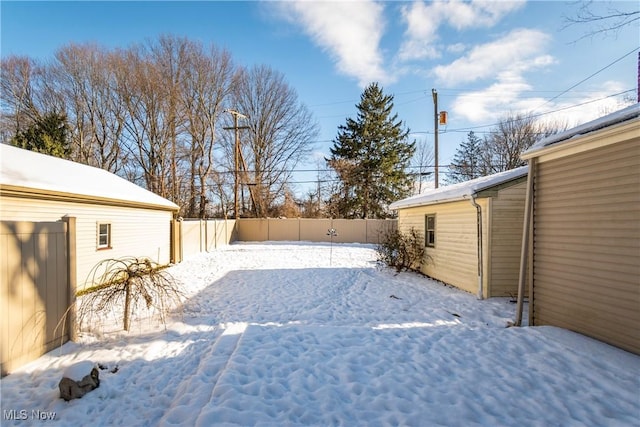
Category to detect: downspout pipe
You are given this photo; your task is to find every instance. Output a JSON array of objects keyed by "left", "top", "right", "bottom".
[
  {"left": 468, "top": 194, "right": 484, "bottom": 300},
  {"left": 515, "top": 159, "right": 535, "bottom": 326}
]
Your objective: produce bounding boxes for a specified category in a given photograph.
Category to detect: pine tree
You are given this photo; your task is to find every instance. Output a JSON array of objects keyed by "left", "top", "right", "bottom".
[
  {"left": 11, "top": 112, "right": 71, "bottom": 158},
  {"left": 327, "top": 83, "right": 415, "bottom": 218},
  {"left": 447, "top": 131, "right": 487, "bottom": 184}
]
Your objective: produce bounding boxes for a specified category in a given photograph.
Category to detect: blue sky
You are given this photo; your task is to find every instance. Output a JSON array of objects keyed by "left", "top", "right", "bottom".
[{"left": 1, "top": 1, "right": 638, "bottom": 192}]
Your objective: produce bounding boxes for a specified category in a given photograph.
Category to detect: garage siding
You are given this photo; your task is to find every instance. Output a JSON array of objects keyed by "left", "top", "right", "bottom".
[
  {"left": 398, "top": 200, "right": 488, "bottom": 296},
  {"left": 0, "top": 197, "right": 174, "bottom": 291},
  {"left": 532, "top": 138, "right": 640, "bottom": 354},
  {"left": 489, "top": 182, "right": 527, "bottom": 297}
]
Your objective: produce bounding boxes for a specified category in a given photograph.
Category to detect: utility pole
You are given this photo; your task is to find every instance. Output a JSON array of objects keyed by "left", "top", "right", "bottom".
[
  {"left": 432, "top": 88, "right": 439, "bottom": 189},
  {"left": 224, "top": 109, "right": 248, "bottom": 219}
]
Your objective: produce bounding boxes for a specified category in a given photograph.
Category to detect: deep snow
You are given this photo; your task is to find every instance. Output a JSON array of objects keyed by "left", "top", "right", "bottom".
[{"left": 1, "top": 242, "right": 638, "bottom": 426}]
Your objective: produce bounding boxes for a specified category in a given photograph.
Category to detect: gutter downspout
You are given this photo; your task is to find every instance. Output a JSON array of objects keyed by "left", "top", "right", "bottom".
[
  {"left": 469, "top": 194, "right": 484, "bottom": 300},
  {"left": 515, "top": 159, "right": 535, "bottom": 326}
]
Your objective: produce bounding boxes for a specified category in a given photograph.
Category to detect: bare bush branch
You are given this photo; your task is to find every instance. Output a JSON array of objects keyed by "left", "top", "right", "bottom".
[
  {"left": 376, "top": 228, "right": 426, "bottom": 273},
  {"left": 77, "top": 257, "right": 184, "bottom": 333}
]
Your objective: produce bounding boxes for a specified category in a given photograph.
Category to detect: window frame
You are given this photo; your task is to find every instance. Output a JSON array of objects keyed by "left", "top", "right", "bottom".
[
  {"left": 97, "top": 222, "right": 112, "bottom": 250},
  {"left": 425, "top": 214, "right": 436, "bottom": 248}
]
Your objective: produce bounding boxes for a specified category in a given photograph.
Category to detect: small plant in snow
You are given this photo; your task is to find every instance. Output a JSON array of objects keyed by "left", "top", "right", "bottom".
[
  {"left": 376, "top": 228, "right": 426, "bottom": 273},
  {"left": 78, "top": 257, "right": 184, "bottom": 332}
]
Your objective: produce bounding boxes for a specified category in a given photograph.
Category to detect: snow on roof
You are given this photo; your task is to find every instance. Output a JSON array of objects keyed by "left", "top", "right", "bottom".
[
  {"left": 0, "top": 144, "right": 179, "bottom": 211},
  {"left": 390, "top": 166, "right": 528, "bottom": 210},
  {"left": 523, "top": 103, "right": 640, "bottom": 156}
]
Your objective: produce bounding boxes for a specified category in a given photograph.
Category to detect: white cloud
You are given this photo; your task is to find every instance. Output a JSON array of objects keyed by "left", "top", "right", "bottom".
[
  {"left": 451, "top": 78, "right": 631, "bottom": 125},
  {"left": 399, "top": 0, "right": 526, "bottom": 61},
  {"left": 447, "top": 43, "right": 467, "bottom": 54},
  {"left": 398, "top": 1, "right": 441, "bottom": 61},
  {"left": 548, "top": 80, "right": 634, "bottom": 127},
  {"left": 447, "top": 0, "right": 527, "bottom": 29},
  {"left": 452, "top": 76, "right": 538, "bottom": 123},
  {"left": 433, "top": 28, "right": 553, "bottom": 86},
  {"left": 275, "top": 1, "right": 390, "bottom": 87}
]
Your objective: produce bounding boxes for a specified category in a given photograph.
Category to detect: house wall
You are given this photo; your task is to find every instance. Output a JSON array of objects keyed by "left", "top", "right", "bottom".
[
  {"left": 532, "top": 137, "right": 640, "bottom": 354},
  {"left": 0, "top": 197, "right": 174, "bottom": 291},
  {"left": 397, "top": 199, "right": 489, "bottom": 297},
  {"left": 488, "top": 181, "right": 528, "bottom": 297}
]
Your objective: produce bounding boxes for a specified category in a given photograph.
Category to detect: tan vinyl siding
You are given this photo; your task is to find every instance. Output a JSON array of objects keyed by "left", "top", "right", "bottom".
[
  {"left": 489, "top": 181, "right": 527, "bottom": 297},
  {"left": 398, "top": 200, "right": 489, "bottom": 296},
  {"left": 532, "top": 138, "right": 640, "bottom": 354},
  {"left": 0, "top": 197, "right": 173, "bottom": 291},
  {"left": 1, "top": 221, "right": 69, "bottom": 375}
]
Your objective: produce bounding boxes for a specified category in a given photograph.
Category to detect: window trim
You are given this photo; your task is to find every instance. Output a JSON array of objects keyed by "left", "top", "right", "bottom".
[
  {"left": 97, "top": 222, "right": 112, "bottom": 250},
  {"left": 425, "top": 214, "right": 436, "bottom": 248}
]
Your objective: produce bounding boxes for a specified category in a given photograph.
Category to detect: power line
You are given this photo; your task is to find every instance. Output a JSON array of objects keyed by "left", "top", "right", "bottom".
[
  {"left": 532, "top": 46, "right": 639, "bottom": 112},
  {"left": 306, "top": 88, "right": 634, "bottom": 144},
  {"left": 309, "top": 86, "right": 633, "bottom": 109},
  {"left": 433, "top": 88, "right": 635, "bottom": 134}
]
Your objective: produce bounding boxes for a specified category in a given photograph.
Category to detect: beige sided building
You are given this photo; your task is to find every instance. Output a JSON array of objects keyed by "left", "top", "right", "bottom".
[
  {"left": 1, "top": 145, "right": 179, "bottom": 374},
  {"left": 390, "top": 167, "right": 528, "bottom": 299},
  {"left": 519, "top": 103, "right": 640, "bottom": 355}
]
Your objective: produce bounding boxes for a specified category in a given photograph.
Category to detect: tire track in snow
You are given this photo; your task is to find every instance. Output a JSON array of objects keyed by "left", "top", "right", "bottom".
[
  {"left": 193, "top": 323, "right": 246, "bottom": 427},
  {"left": 158, "top": 324, "right": 245, "bottom": 427}
]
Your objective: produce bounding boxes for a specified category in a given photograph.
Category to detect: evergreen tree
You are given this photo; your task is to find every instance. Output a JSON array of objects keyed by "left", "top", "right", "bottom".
[
  {"left": 327, "top": 83, "right": 415, "bottom": 218},
  {"left": 447, "top": 131, "right": 487, "bottom": 184},
  {"left": 11, "top": 112, "right": 71, "bottom": 158}
]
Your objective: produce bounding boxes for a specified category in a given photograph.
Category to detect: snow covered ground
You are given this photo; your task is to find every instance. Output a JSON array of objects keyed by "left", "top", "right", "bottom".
[{"left": 2, "top": 242, "right": 639, "bottom": 426}]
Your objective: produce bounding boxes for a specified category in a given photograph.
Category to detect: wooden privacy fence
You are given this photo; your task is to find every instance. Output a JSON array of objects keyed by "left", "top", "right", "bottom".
[
  {"left": 1, "top": 219, "right": 76, "bottom": 377},
  {"left": 179, "top": 218, "right": 397, "bottom": 256},
  {"left": 237, "top": 218, "right": 397, "bottom": 244},
  {"left": 179, "top": 219, "right": 237, "bottom": 258}
]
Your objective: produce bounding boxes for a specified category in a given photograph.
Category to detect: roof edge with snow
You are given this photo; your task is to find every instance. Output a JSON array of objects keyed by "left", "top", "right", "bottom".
[
  {"left": 0, "top": 144, "right": 179, "bottom": 212},
  {"left": 522, "top": 103, "right": 640, "bottom": 158},
  {"left": 390, "top": 166, "right": 528, "bottom": 210}
]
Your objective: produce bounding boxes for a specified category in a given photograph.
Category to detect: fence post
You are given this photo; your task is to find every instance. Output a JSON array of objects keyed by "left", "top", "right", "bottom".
[
  {"left": 63, "top": 216, "right": 77, "bottom": 341},
  {"left": 170, "top": 219, "right": 182, "bottom": 264}
]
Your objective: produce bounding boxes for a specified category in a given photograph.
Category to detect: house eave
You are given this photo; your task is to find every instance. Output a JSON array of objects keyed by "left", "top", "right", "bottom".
[
  {"left": 391, "top": 195, "right": 472, "bottom": 210},
  {"left": 391, "top": 174, "right": 528, "bottom": 211},
  {"left": 0, "top": 185, "right": 180, "bottom": 213},
  {"left": 521, "top": 116, "right": 640, "bottom": 162}
]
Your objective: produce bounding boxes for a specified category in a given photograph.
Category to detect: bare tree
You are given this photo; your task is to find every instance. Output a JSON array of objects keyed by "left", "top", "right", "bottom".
[
  {"left": 113, "top": 47, "right": 165, "bottom": 194},
  {"left": 484, "top": 113, "right": 568, "bottom": 173},
  {"left": 52, "top": 44, "right": 125, "bottom": 172},
  {"left": 181, "top": 42, "right": 235, "bottom": 218},
  {"left": 1, "top": 56, "right": 45, "bottom": 142},
  {"left": 149, "top": 35, "right": 192, "bottom": 204},
  {"left": 484, "top": 113, "right": 536, "bottom": 172},
  {"left": 114, "top": 41, "right": 189, "bottom": 199},
  {"left": 410, "top": 138, "right": 434, "bottom": 194},
  {"left": 1, "top": 54, "right": 71, "bottom": 147},
  {"left": 206, "top": 168, "right": 234, "bottom": 218},
  {"left": 227, "top": 65, "right": 318, "bottom": 217},
  {"left": 2, "top": 36, "right": 324, "bottom": 218},
  {"left": 563, "top": 1, "right": 639, "bottom": 41}
]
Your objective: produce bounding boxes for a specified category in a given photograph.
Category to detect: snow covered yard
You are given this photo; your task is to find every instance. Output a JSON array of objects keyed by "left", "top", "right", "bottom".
[{"left": 2, "top": 242, "right": 639, "bottom": 426}]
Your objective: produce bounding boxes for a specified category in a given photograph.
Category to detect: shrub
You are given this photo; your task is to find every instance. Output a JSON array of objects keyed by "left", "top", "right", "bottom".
[
  {"left": 78, "top": 257, "right": 184, "bottom": 332},
  {"left": 376, "top": 227, "right": 426, "bottom": 272}
]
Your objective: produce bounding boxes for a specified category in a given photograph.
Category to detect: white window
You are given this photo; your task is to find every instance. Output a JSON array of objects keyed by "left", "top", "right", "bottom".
[
  {"left": 425, "top": 214, "right": 436, "bottom": 248},
  {"left": 97, "top": 223, "right": 112, "bottom": 249}
]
